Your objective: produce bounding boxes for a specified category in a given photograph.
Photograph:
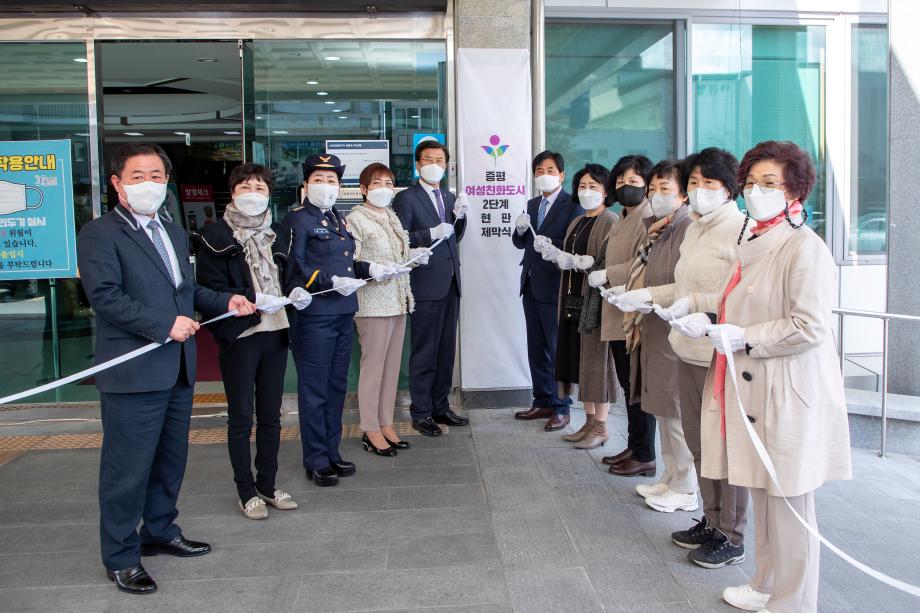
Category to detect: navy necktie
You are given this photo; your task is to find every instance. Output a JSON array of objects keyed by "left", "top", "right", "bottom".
[
  {"left": 433, "top": 188, "right": 446, "bottom": 222},
  {"left": 537, "top": 197, "right": 550, "bottom": 228}
]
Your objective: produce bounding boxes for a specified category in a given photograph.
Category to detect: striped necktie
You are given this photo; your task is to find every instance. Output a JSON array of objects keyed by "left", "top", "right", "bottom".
[
  {"left": 537, "top": 197, "right": 550, "bottom": 228},
  {"left": 147, "top": 219, "right": 176, "bottom": 286}
]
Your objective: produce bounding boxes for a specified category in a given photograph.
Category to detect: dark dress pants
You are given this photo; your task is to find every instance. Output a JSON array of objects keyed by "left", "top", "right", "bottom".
[
  {"left": 522, "top": 282, "right": 571, "bottom": 415},
  {"left": 292, "top": 313, "right": 353, "bottom": 471},
  {"left": 408, "top": 279, "right": 459, "bottom": 421},
  {"left": 611, "top": 340, "right": 656, "bottom": 462},
  {"left": 217, "top": 329, "right": 288, "bottom": 502},
  {"left": 98, "top": 362, "right": 194, "bottom": 571}
]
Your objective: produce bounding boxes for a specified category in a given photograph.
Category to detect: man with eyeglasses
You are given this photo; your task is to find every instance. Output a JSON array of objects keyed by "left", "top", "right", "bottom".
[{"left": 393, "top": 140, "right": 470, "bottom": 436}]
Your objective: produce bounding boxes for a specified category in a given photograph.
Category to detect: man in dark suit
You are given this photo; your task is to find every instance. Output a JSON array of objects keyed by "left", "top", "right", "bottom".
[
  {"left": 78, "top": 143, "right": 255, "bottom": 595},
  {"left": 511, "top": 151, "right": 581, "bottom": 431},
  {"left": 393, "top": 140, "right": 469, "bottom": 436}
]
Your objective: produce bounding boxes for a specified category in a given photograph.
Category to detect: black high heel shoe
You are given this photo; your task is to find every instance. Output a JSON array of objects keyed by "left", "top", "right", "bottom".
[
  {"left": 384, "top": 436, "right": 410, "bottom": 450},
  {"left": 362, "top": 433, "right": 398, "bottom": 457}
]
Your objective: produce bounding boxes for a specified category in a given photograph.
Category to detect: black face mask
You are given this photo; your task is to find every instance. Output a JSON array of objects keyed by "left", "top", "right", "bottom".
[{"left": 616, "top": 184, "right": 646, "bottom": 207}]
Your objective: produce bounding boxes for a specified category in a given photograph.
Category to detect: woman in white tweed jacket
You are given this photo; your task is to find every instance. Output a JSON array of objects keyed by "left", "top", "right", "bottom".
[{"left": 347, "top": 163, "right": 427, "bottom": 457}]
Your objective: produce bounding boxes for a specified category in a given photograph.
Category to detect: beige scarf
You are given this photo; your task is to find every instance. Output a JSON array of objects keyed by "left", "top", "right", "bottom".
[
  {"left": 223, "top": 202, "right": 281, "bottom": 297},
  {"left": 622, "top": 214, "right": 673, "bottom": 352}
]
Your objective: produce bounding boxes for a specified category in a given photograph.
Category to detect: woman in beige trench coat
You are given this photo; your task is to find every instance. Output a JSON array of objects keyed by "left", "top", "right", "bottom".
[{"left": 672, "top": 141, "right": 851, "bottom": 613}]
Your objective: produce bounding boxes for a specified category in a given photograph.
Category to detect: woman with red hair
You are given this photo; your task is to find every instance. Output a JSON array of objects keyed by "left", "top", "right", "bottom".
[{"left": 671, "top": 141, "right": 851, "bottom": 613}]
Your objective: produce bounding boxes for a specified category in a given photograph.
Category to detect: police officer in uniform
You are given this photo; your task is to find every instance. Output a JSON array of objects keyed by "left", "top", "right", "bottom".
[{"left": 283, "top": 154, "right": 402, "bottom": 486}]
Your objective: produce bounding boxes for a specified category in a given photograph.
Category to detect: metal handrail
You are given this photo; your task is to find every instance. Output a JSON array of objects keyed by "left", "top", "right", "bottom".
[{"left": 834, "top": 307, "right": 920, "bottom": 458}]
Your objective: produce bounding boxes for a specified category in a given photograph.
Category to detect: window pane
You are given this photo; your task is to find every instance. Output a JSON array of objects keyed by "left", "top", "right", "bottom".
[
  {"left": 546, "top": 22, "right": 676, "bottom": 172},
  {"left": 0, "top": 42, "right": 95, "bottom": 403},
  {"left": 850, "top": 24, "right": 888, "bottom": 255},
  {"left": 692, "top": 24, "right": 827, "bottom": 238}
]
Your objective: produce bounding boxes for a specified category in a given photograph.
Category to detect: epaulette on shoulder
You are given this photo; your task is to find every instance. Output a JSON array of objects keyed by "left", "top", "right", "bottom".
[{"left": 290, "top": 205, "right": 305, "bottom": 212}]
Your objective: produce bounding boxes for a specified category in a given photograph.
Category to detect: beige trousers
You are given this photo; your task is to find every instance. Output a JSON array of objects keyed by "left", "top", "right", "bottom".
[
  {"left": 355, "top": 315, "right": 407, "bottom": 432},
  {"left": 656, "top": 414, "right": 697, "bottom": 495},
  {"left": 679, "top": 360, "right": 749, "bottom": 544},
  {"left": 749, "top": 487, "right": 820, "bottom": 613}
]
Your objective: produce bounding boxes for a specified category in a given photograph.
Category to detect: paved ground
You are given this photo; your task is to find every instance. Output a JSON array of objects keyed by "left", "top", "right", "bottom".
[{"left": 1, "top": 406, "right": 919, "bottom": 612}]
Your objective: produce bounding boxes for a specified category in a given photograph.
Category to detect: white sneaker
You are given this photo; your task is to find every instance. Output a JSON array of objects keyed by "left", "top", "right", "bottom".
[
  {"left": 722, "top": 584, "right": 770, "bottom": 611},
  {"left": 239, "top": 496, "right": 269, "bottom": 520},
  {"left": 645, "top": 488, "right": 699, "bottom": 513},
  {"left": 636, "top": 481, "right": 669, "bottom": 499},
  {"left": 258, "top": 489, "right": 298, "bottom": 510}
]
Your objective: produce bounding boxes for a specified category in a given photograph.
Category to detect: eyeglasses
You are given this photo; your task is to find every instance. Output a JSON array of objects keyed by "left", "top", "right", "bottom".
[{"left": 742, "top": 180, "right": 786, "bottom": 193}]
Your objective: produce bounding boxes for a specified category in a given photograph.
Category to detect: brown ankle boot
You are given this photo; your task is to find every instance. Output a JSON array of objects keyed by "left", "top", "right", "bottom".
[
  {"left": 573, "top": 419, "right": 609, "bottom": 449},
  {"left": 561, "top": 415, "right": 595, "bottom": 442}
]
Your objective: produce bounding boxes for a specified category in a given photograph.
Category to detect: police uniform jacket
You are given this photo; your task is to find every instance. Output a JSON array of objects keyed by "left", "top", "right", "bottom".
[{"left": 282, "top": 201, "right": 370, "bottom": 316}]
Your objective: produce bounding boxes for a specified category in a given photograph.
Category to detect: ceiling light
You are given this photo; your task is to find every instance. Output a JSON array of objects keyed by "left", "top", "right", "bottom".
[
  {"left": 324, "top": 56, "right": 341, "bottom": 61},
  {"left": 338, "top": 116, "right": 348, "bottom": 119},
  {"left": 73, "top": 57, "right": 88, "bottom": 63},
  {"left": 410, "top": 115, "right": 420, "bottom": 118},
  {"left": 174, "top": 131, "right": 189, "bottom": 135},
  {"left": 224, "top": 131, "right": 241, "bottom": 135},
  {"left": 124, "top": 132, "right": 144, "bottom": 136},
  {"left": 316, "top": 92, "right": 328, "bottom": 96},
  {"left": 273, "top": 130, "right": 289, "bottom": 134},
  {"left": 332, "top": 109, "right": 342, "bottom": 113},
  {"left": 306, "top": 80, "right": 319, "bottom": 85},
  {"left": 74, "top": 132, "right": 90, "bottom": 137},
  {"left": 324, "top": 101, "right": 335, "bottom": 105},
  {"left": 256, "top": 116, "right": 263, "bottom": 120},
  {"left": 197, "top": 57, "right": 218, "bottom": 63}
]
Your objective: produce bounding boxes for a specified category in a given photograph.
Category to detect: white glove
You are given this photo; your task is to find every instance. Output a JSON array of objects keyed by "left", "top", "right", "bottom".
[
  {"left": 255, "top": 292, "right": 287, "bottom": 314},
  {"left": 556, "top": 251, "right": 578, "bottom": 270},
  {"left": 288, "top": 287, "right": 313, "bottom": 310},
  {"left": 408, "top": 247, "right": 431, "bottom": 266},
  {"left": 430, "top": 222, "right": 455, "bottom": 241},
  {"left": 587, "top": 269, "right": 608, "bottom": 288},
  {"left": 533, "top": 235, "right": 552, "bottom": 253},
  {"left": 616, "top": 288, "right": 653, "bottom": 313},
  {"left": 707, "top": 323, "right": 747, "bottom": 355},
  {"left": 540, "top": 243, "right": 561, "bottom": 262},
  {"left": 601, "top": 285, "right": 626, "bottom": 302},
  {"left": 369, "top": 262, "right": 402, "bottom": 282},
  {"left": 515, "top": 212, "right": 531, "bottom": 236},
  {"left": 331, "top": 275, "right": 367, "bottom": 296},
  {"left": 653, "top": 297, "right": 691, "bottom": 322},
  {"left": 670, "top": 313, "right": 712, "bottom": 338},
  {"left": 574, "top": 255, "right": 595, "bottom": 271},
  {"left": 453, "top": 193, "right": 470, "bottom": 219}
]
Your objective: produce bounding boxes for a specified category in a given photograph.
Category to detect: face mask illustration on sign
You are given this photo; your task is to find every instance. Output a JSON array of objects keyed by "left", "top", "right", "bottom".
[{"left": 0, "top": 181, "right": 44, "bottom": 215}]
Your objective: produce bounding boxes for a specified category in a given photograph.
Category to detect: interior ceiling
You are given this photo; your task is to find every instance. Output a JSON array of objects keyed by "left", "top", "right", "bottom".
[{"left": 0, "top": 1, "right": 447, "bottom": 14}]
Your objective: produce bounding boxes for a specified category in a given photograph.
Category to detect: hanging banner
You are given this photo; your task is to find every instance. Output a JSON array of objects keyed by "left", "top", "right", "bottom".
[
  {"left": 0, "top": 139, "right": 77, "bottom": 280},
  {"left": 458, "top": 48, "right": 532, "bottom": 390}
]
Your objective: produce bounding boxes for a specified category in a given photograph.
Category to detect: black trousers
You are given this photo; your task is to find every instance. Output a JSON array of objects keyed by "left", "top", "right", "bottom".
[
  {"left": 217, "top": 329, "right": 288, "bottom": 502},
  {"left": 611, "top": 340, "right": 656, "bottom": 462},
  {"left": 522, "top": 283, "right": 571, "bottom": 414},
  {"left": 99, "top": 358, "right": 193, "bottom": 571},
  {"left": 408, "top": 279, "right": 459, "bottom": 421}
]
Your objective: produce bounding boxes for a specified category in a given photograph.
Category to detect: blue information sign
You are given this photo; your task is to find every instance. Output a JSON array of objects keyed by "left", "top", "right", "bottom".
[{"left": 0, "top": 139, "right": 77, "bottom": 280}]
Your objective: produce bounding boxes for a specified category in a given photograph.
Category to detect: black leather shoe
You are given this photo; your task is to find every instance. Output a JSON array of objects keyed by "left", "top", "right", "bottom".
[
  {"left": 331, "top": 459, "right": 356, "bottom": 477},
  {"left": 306, "top": 467, "right": 339, "bottom": 486},
  {"left": 385, "top": 436, "right": 411, "bottom": 450},
  {"left": 140, "top": 535, "right": 210, "bottom": 558},
  {"left": 107, "top": 563, "right": 157, "bottom": 595},
  {"left": 433, "top": 409, "right": 470, "bottom": 427},
  {"left": 363, "top": 433, "right": 398, "bottom": 457},
  {"left": 412, "top": 417, "right": 443, "bottom": 437}
]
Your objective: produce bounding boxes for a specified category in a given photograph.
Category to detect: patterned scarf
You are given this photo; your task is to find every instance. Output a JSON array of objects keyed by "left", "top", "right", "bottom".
[
  {"left": 622, "top": 214, "right": 674, "bottom": 352},
  {"left": 223, "top": 202, "right": 281, "bottom": 297}
]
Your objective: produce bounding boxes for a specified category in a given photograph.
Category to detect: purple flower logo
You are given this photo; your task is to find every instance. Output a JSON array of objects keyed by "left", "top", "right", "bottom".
[{"left": 481, "top": 134, "right": 509, "bottom": 166}]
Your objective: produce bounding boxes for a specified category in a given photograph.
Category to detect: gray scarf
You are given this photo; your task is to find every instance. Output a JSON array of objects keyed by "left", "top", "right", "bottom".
[{"left": 223, "top": 202, "right": 281, "bottom": 297}]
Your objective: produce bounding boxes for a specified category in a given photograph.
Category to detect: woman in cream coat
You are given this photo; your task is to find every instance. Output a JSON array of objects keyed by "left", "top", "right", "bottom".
[
  {"left": 673, "top": 141, "right": 851, "bottom": 613},
  {"left": 645, "top": 148, "right": 752, "bottom": 567},
  {"left": 347, "top": 163, "right": 430, "bottom": 457}
]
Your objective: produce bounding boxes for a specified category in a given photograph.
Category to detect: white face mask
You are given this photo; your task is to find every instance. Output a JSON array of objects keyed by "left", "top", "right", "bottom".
[
  {"left": 233, "top": 192, "right": 270, "bottom": 217},
  {"left": 689, "top": 187, "right": 728, "bottom": 217},
  {"left": 650, "top": 192, "right": 681, "bottom": 218},
  {"left": 307, "top": 183, "right": 339, "bottom": 210},
  {"left": 419, "top": 164, "right": 445, "bottom": 184},
  {"left": 577, "top": 189, "right": 604, "bottom": 211},
  {"left": 743, "top": 184, "right": 788, "bottom": 221},
  {"left": 0, "top": 180, "right": 43, "bottom": 215},
  {"left": 365, "top": 187, "right": 394, "bottom": 208},
  {"left": 123, "top": 181, "right": 167, "bottom": 215},
  {"left": 534, "top": 174, "right": 561, "bottom": 193}
]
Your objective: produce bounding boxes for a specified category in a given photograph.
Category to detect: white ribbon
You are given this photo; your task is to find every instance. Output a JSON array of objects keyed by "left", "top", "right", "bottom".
[
  {"left": 720, "top": 328, "right": 920, "bottom": 598},
  {"left": 0, "top": 310, "right": 239, "bottom": 406}
]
